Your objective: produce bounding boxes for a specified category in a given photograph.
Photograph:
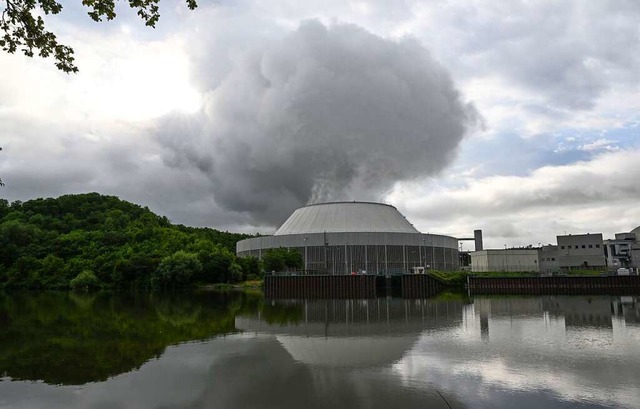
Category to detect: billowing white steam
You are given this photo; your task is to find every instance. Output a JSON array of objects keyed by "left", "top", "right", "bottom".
[{"left": 157, "top": 20, "right": 479, "bottom": 224}]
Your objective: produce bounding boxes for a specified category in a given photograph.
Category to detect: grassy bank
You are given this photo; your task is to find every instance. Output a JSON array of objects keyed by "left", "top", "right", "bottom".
[
  {"left": 428, "top": 270, "right": 607, "bottom": 289},
  {"left": 428, "top": 271, "right": 468, "bottom": 287},
  {"left": 200, "top": 279, "right": 264, "bottom": 292}
]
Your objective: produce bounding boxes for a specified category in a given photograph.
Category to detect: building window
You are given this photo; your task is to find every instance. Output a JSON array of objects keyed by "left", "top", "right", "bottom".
[
  {"left": 582, "top": 245, "right": 586, "bottom": 248},
  {"left": 561, "top": 246, "right": 565, "bottom": 249},
  {"left": 596, "top": 244, "right": 600, "bottom": 248},
  {"left": 589, "top": 245, "right": 593, "bottom": 248},
  {"left": 575, "top": 245, "right": 579, "bottom": 249},
  {"left": 552, "top": 258, "right": 555, "bottom": 261}
]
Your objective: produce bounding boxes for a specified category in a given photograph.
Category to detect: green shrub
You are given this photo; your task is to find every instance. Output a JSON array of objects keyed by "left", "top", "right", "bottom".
[
  {"left": 151, "top": 251, "right": 202, "bottom": 288},
  {"left": 228, "top": 262, "right": 243, "bottom": 283},
  {"left": 428, "top": 270, "right": 468, "bottom": 287},
  {"left": 262, "top": 247, "right": 302, "bottom": 272},
  {"left": 70, "top": 270, "right": 101, "bottom": 290}
]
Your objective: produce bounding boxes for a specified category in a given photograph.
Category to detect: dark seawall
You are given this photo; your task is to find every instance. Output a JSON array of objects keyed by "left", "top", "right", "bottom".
[
  {"left": 264, "top": 274, "right": 640, "bottom": 299},
  {"left": 264, "top": 274, "right": 448, "bottom": 299},
  {"left": 467, "top": 275, "right": 640, "bottom": 295},
  {"left": 264, "top": 275, "right": 378, "bottom": 299}
]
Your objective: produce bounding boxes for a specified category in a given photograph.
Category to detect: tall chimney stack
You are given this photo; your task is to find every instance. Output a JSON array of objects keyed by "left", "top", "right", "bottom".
[{"left": 474, "top": 230, "right": 483, "bottom": 251}]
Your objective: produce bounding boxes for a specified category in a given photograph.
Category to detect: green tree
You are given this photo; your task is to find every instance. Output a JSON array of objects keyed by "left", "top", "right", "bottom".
[
  {"left": 70, "top": 270, "right": 100, "bottom": 290},
  {"left": 284, "top": 248, "right": 303, "bottom": 270},
  {"left": 189, "top": 239, "right": 237, "bottom": 283},
  {"left": 39, "top": 254, "right": 65, "bottom": 287},
  {"left": 0, "top": 193, "right": 253, "bottom": 289},
  {"left": 0, "top": 199, "right": 7, "bottom": 217},
  {"left": 262, "top": 248, "right": 285, "bottom": 272},
  {"left": 111, "top": 254, "right": 160, "bottom": 287},
  {"left": 262, "top": 247, "right": 302, "bottom": 272},
  {"left": 228, "top": 262, "right": 242, "bottom": 283},
  {"left": 151, "top": 250, "right": 201, "bottom": 288},
  {"left": 0, "top": 0, "right": 198, "bottom": 73},
  {"left": 238, "top": 256, "right": 261, "bottom": 279},
  {"left": 7, "top": 256, "right": 41, "bottom": 288}
]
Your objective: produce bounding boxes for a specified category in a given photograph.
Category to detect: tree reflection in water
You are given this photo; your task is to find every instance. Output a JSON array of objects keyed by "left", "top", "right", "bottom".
[{"left": 0, "top": 291, "right": 259, "bottom": 384}]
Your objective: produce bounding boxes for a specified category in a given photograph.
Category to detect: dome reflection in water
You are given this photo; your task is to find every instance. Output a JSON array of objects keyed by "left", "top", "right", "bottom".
[{"left": 0, "top": 292, "right": 639, "bottom": 408}]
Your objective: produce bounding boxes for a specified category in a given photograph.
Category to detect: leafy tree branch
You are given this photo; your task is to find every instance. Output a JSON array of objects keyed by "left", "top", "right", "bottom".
[{"left": 0, "top": 0, "right": 197, "bottom": 72}]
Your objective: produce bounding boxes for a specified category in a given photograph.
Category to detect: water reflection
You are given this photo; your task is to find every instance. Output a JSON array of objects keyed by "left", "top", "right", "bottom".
[
  {"left": 0, "top": 291, "right": 256, "bottom": 384},
  {"left": 399, "top": 295, "right": 640, "bottom": 409},
  {"left": 238, "top": 298, "right": 465, "bottom": 367},
  {"left": 238, "top": 295, "right": 640, "bottom": 408},
  {"left": 0, "top": 292, "right": 639, "bottom": 408}
]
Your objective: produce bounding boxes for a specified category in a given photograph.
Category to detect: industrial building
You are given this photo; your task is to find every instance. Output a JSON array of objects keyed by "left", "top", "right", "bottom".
[
  {"left": 470, "top": 249, "right": 539, "bottom": 272},
  {"left": 557, "top": 233, "right": 606, "bottom": 272},
  {"left": 236, "top": 201, "right": 461, "bottom": 273},
  {"left": 605, "top": 226, "right": 640, "bottom": 271},
  {"left": 540, "top": 228, "right": 640, "bottom": 274},
  {"left": 538, "top": 245, "right": 559, "bottom": 274}
]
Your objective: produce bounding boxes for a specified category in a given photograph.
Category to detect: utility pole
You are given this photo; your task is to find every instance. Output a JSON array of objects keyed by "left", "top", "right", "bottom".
[
  {"left": 350, "top": 245, "right": 353, "bottom": 274},
  {"left": 303, "top": 237, "right": 308, "bottom": 274},
  {"left": 345, "top": 242, "right": 348, "bottom": 275},
  {"left": 324, "top": 231, "right": 328, "bottom": 274}
]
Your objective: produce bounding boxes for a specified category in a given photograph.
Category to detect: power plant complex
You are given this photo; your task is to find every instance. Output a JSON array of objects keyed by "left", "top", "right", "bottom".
[
  {"left": 236, "top": 201, "right": 475, "bottom": 274},
  {"left": 236, "top": 201, "right": 640, "bottom": 275}
]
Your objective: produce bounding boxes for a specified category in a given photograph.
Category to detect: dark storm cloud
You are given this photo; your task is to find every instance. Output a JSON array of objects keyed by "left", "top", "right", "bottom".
[
  {"left": 157, "top": 20, "right": 478, "bottom": 225},
  {"left": 0, "top": 116, "right": 258, "bottom": 232}
]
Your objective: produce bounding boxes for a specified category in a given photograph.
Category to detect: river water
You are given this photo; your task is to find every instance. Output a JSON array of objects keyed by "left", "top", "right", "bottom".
[{"left": 0, "top": 291, "right": 639, "bottom": 408}]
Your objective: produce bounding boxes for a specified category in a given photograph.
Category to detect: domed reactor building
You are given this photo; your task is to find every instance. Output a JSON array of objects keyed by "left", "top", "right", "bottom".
[{"left": 236, "top": 201, "right": 461, "bottom": 273}]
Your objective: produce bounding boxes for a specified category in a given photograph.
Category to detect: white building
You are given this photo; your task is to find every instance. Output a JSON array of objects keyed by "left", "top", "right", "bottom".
[
  {"left": 470, "top": 249, "right": 539, "bottom": 272},
  {"left": 557, "top": 233, "right": 606, "bottom": 272},
  {"left": 538, "top": 245, "right": 559, "bottom": 274}
]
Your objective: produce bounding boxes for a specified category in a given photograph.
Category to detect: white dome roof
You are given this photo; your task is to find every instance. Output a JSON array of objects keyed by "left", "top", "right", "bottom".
[
  {"left": 276, "top": 335, "right": 417, "bottom": 367},
  {"left": 274, "top": 201, "right": 419, "bottom": 235}
]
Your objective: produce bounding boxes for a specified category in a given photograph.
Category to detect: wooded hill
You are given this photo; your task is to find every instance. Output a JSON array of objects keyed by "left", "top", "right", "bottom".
[{"left": 0, "top": 193, "right": 260, "bottom": 289}]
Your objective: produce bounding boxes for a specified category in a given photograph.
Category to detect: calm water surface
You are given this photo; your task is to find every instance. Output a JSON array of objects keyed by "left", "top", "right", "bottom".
[{"left": 0, "top": 291, "right": 639, "bottom": 408}]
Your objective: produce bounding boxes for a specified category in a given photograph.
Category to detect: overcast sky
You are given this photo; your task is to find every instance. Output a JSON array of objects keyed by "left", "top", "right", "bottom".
[{"left": 1, "top": 0, "right": 639, "bottom": 248}]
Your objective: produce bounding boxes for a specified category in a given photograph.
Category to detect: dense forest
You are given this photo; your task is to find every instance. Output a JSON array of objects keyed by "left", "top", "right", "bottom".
[{"left": 0, "top": 193, "right": 269, "bottom": 289}]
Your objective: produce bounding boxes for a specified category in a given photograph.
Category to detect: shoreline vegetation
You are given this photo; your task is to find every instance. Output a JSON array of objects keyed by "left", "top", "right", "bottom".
[
  {"left": 0, "top": 193, "right": 263, "bottom": 290},
  {"left": 200, "top": 280, "right": 264, "bottom": 291}
]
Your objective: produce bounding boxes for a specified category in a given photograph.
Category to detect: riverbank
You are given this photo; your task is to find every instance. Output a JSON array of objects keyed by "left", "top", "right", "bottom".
[
  {"left": 430, "top": 270, "right": 607, "bottom": 288},
  {"left": 200, "top": 279, "right": 264, "bottom": 291}
]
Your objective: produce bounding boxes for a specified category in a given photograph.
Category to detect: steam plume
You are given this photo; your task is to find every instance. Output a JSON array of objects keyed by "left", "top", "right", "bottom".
[{"left": 157, "top": 20, "right": 479, "bottom": 225}]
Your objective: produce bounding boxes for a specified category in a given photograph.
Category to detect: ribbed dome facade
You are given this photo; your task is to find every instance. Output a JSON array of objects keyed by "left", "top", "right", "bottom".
[
  {"left": 274, "top": 202, "right": 419, "bottom": 235},
  {"left": 236, "top": 201, "right": 460, "bottom": 272}
]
